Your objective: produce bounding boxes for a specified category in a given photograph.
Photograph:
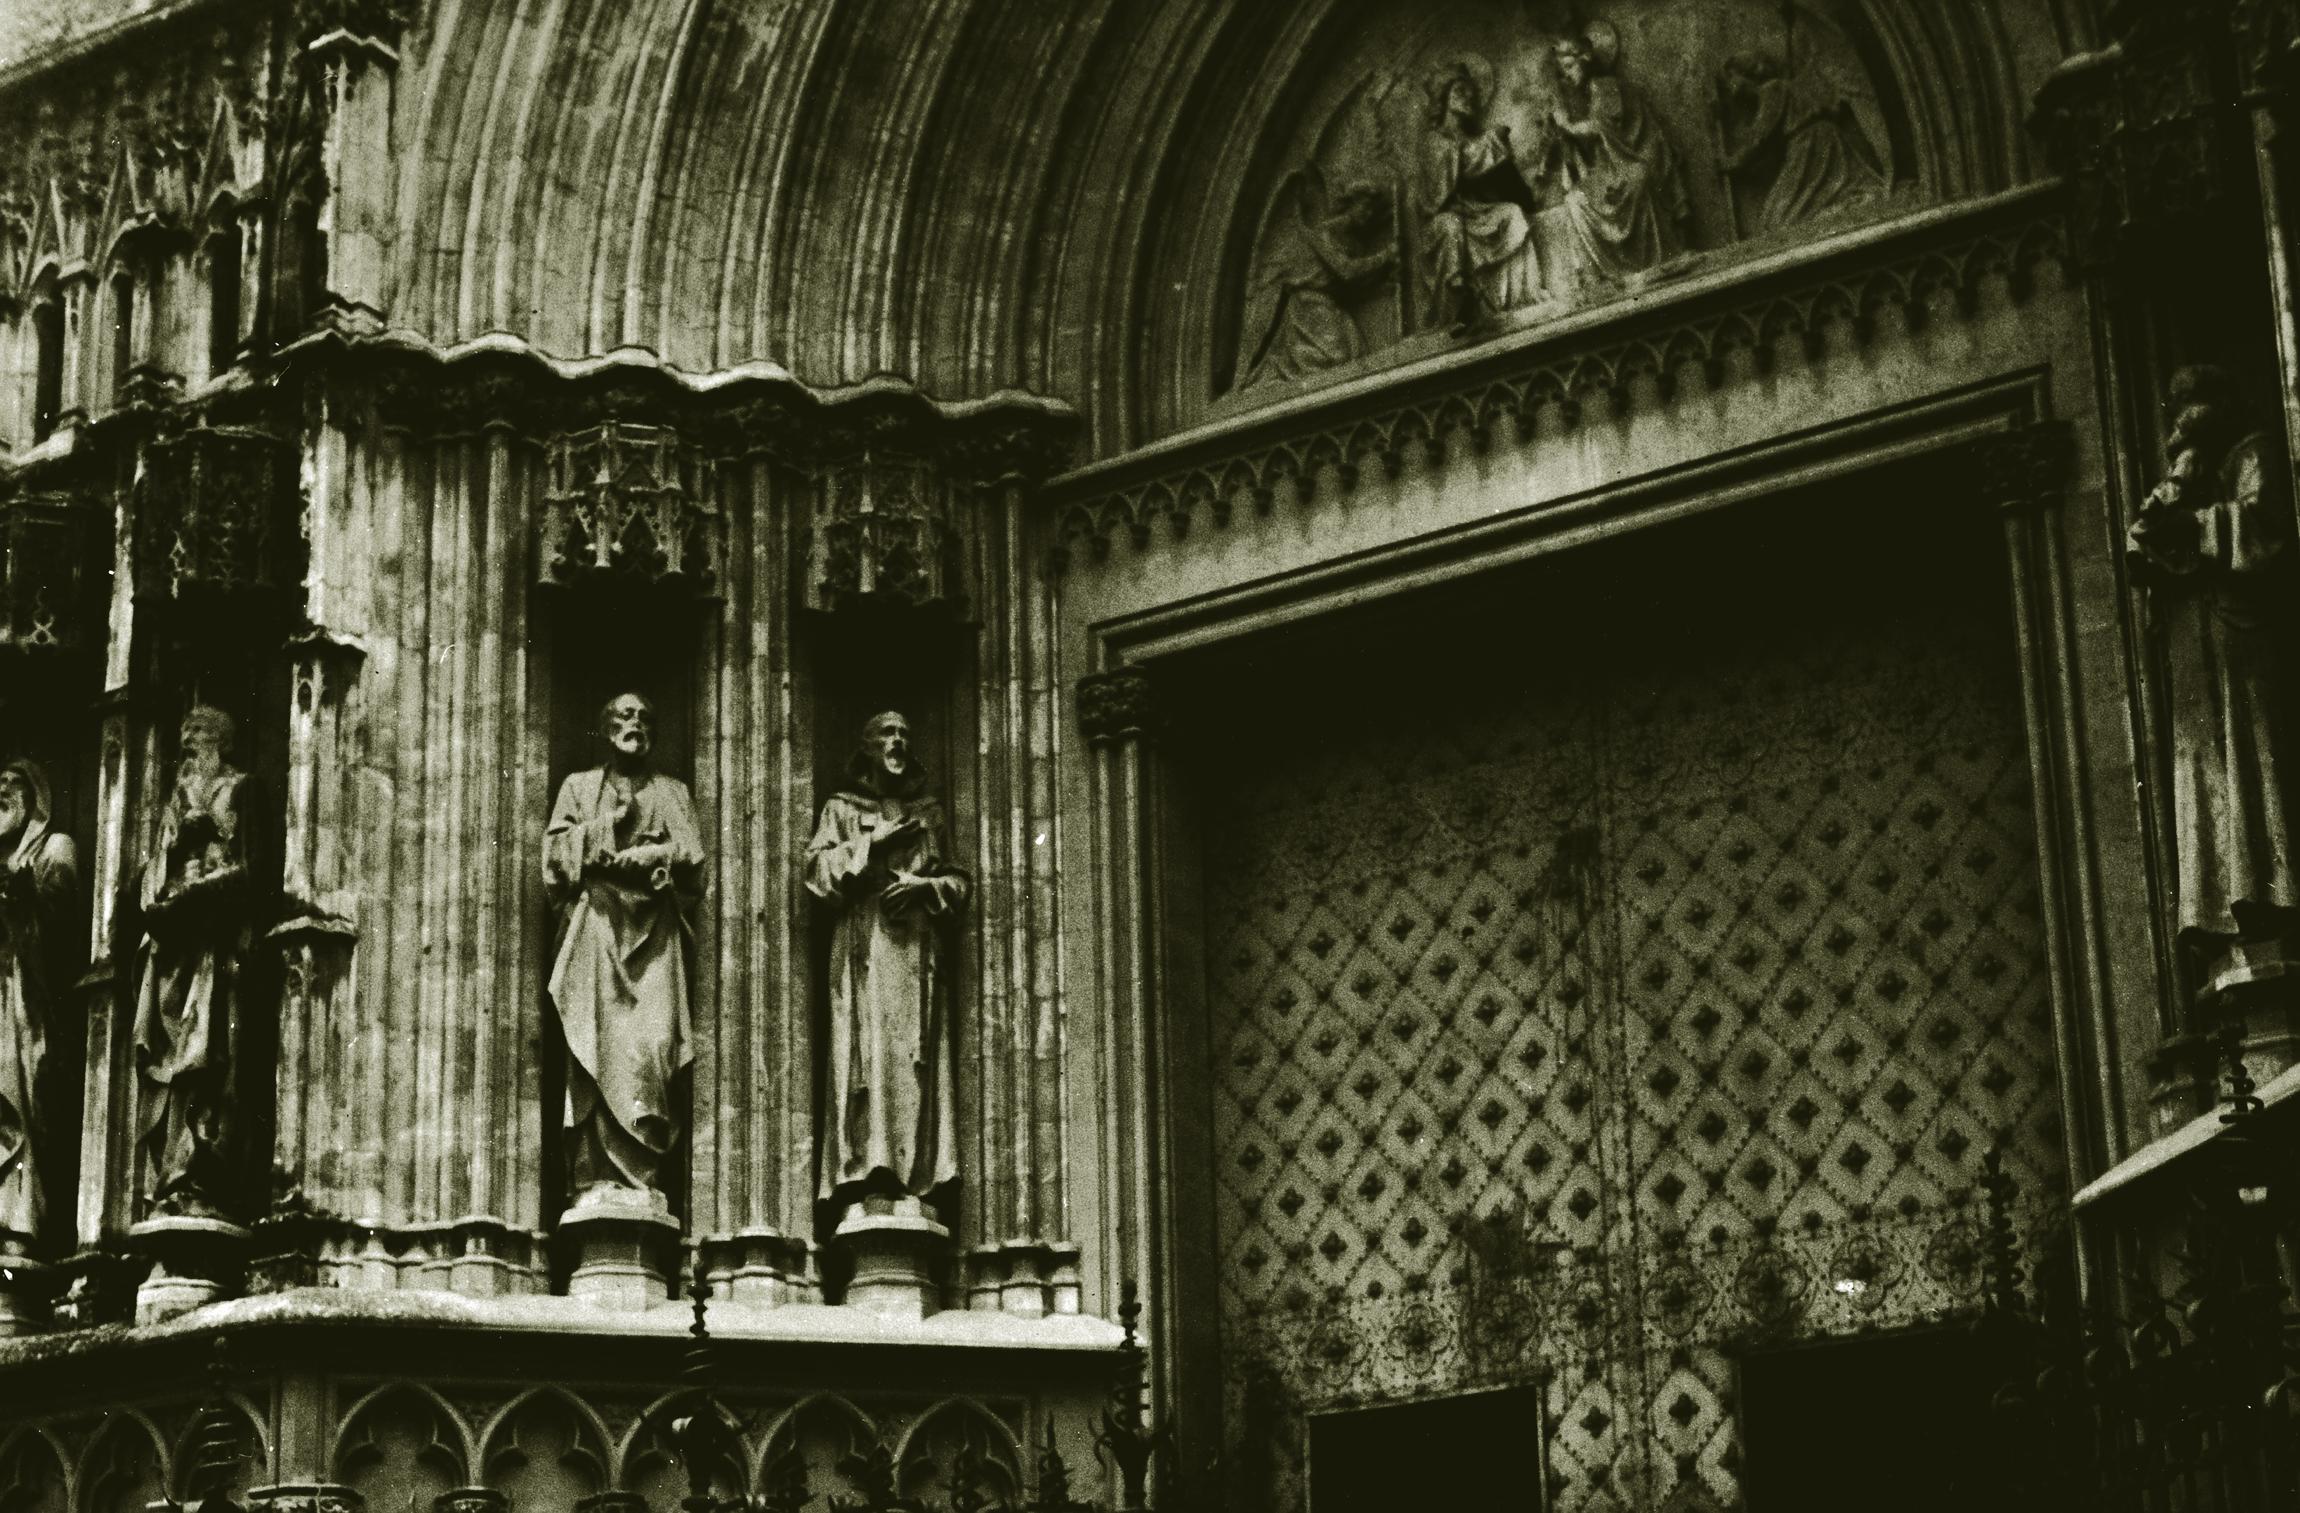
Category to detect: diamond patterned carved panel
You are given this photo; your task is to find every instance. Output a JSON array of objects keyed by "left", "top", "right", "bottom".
[{"left": 1200, "top": 562, "right": 2066, "bottom": 1513}]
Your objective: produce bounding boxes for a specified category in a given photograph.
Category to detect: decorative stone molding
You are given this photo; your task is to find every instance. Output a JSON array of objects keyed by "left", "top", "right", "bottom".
[
  {"left": 1049, "top": 201, "right": 2070, "bottom": 568},
  {"left": 134, "top": 425, "right": 300, "bottom": 601},
  {"left": 539, "top": 422, "right": 720, "bottom": 591},
  {"left": 1971, "top": 422, "right": 2075, "bottom": 514},
  {"left": 0, "top": 487, "right": 102, "bottom": 652},
  {"left": 802, "top": 452, "right": 960, "bottom": 612},
  {"left": 1076, "top": 668, "right": 1156, "bottom": 747},
  {"left": 2032, "top": 8, "right": 2245, "bottom": 273},
  {"left": 249, "top": 1486, "right": 366, "bottom": 1513}
]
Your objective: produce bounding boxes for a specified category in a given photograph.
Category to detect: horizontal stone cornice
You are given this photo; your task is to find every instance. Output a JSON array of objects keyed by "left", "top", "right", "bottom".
[
  {"left": 1044, "top": 184, "right": 2072, "bottom": 569},
  {"left": 277, "top": 328, "right": 1082, "bottom": 479}
]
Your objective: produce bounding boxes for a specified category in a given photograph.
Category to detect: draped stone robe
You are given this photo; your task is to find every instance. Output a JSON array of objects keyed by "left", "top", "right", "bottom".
[
  {"left": 1418, "top": 124, "right": 1539, "bottom": 323},
  {"left": 2128, "top": 430, "right": 2300, "bottom": 946},
  {"left": 805, "top": 787, "right": 968, "bottom": 1204},
  {"left": 544, "top": 767, "right": 704, "bottom": 1203},
  {"left": 0, "top": 799, "right": 77, "bottom": 1242},
  {"left": 1552, "top": 74, "right": 1690, "bottom": 285},
  {"left": 133, "top": 765, "right": 252, "bottom": 1217}
]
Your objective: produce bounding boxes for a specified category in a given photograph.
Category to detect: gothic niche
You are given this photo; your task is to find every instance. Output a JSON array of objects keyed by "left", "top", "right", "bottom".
[
  {"left": 2126, "top": 366, "right": 2300, "bottom": 1070},
  {"left": 536, "top": 420, "right": 718, "bottom": 1304},
  {"left": 1219, "top": 0, "right": 1912, "bottom": 400},
  {"left": 799, "top": 448, "right": 980, "bottom": 1318}
]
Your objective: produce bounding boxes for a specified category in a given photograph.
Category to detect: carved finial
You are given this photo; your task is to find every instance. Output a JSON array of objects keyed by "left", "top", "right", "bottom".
[
  {"left": 1117, "top": 1278, "right": 1142, "bottom": 1348},
  {"left": 2217, "top": 1017, "right": 2263, "bottom": 1124},
  {"left": 1096, "top": 1280, "right": 1169, "bottom": 1513},
  {"left": 187, "top": 1335, "right": 246, "bottom": 1510},
  {"left": 1979, "top": 1144, "right": 2024, "bottom": 1318}
]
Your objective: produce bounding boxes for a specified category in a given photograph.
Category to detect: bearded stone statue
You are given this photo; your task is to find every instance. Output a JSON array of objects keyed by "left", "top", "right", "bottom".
[
  {"left": 543, "top": 691, "right": 703, "bottom": 1212},
  {"left": 0, "top": 759, "right": 79, "bottom": 1254},
  {"left": 805, "top": 710, "right": 969, "bottom": 1214},
  {"left": 133, "top": 706, "right": 255, "bottom": 1219}
]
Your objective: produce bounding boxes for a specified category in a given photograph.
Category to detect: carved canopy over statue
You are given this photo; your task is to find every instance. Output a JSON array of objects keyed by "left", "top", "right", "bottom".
[
  {"left": 0, "top": 760, "right": 79, "bottom": 1251},
  {"left": 544, "top": 692, "right": 704, "bottom": 1212},
  {"left": 134, "top": 706, "right": 256, "bottom": 1219},
  {"left": 2127, "top": 366, "right": 2300, "bottom": 966},
  {"left": 805, "top": 711, "right": 969, "bottom": 1212}
]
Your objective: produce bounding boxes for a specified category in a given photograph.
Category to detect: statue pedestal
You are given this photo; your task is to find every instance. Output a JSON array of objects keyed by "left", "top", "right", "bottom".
[
  {"left": 0, "top": 1233, "right": 53, "bottom": 1336},
  {"left": 2200, "top": 937, "right": 2300, "bottom": 1082},
  {"left": 128, "top": 1215, "right": 251, "bottom": 1325},
  {"left": 558, "top": 1190, "right": 679, "bottom": 1310},
  {"left": 834, "top": 1196, "right": 948, "bottom": 1320}
]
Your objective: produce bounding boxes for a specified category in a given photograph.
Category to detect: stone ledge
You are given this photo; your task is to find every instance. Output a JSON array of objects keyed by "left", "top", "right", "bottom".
[{"left": 0, "top": 1284, "right": 1129, "bottom": 1368}]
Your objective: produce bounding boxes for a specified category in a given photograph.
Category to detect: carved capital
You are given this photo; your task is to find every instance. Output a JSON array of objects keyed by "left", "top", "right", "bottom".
[
  {"left": 539, "top": 422, "right": 721, "bottom": 592},
  {"left": 135, "top": 427, "right": 301, "bottom": 602},
  {"left": 1971, "top": 422, "right": 2072, "bottom": 513},
  {"left": 2236, "top": 0, "right": 2300, "bottom": 104},
  {"left": 1077, "top": 667, "right": 1157, "bottom": 746},
  {"left": 0, "top": 488, "right": 105, "bottom": 652}
]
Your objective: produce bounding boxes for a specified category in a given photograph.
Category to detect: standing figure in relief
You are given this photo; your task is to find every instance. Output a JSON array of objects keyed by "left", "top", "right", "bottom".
[
  {"left": 0, "top": 761, "right": 79, "bottom": 1250},
  {"left": 134, "top": 706, "right": 254, "bottom": 1219},
  {"left": 2126, "top": 366, "right": 2300, "bottom": 957},
  {"left": 1416, "top": 62, "right": 1542, "bottom": 331},
  {"left": 1546, "top": 24, "right": 1692, "bottom": 287},
  {"left": 1236, "top": 173, "right": 1398, "bottom": 390},
  {"left": 1715, "top": 40, "right": 1886, "bottom": 235},
  {"left": 544, "top": 692, "right": 704, "bottom": 1211},
  {"left": 806, "top": 711, "right": 969, "bottom": 1212}
]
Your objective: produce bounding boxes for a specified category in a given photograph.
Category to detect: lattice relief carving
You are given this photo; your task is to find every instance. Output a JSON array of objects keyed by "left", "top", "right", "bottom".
[{"left": 1204, "top": 587, "right": 2064, "bottom": 1512}]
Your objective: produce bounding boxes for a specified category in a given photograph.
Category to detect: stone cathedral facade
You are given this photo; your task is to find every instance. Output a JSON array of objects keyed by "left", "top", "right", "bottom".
[{"left": 0, "top": 1, "right": 2297, "bottom": 1511}]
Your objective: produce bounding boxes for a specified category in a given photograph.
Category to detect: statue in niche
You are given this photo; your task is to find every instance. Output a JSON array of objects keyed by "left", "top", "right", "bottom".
[
  {"left": 1415, "top": 61, "right": 1542, "bottom": 330},
  {"left": 0, "top": 760, "right": 79, "bottom": 1251},
  {"left": 1542, "top": 23, "right": 1692, "bottom": 289},
  {"left": 1237, "top": 173, "right": 1399, "bottom": 389},
  {"left": 1714, "top": 5, "right": 1887, "bottom": 236},
  {"left": 134, "top": 706, "right": 255, "bottom": 1219},
  {"left": 2126, "top": 366, "right": 2300, "bottom": 966},
  {"left": 805, "top": 711, "right": 968, "bottom": 1214},
  {"left": 544, "top": 692, "right": 704, "bottom": 1213}
]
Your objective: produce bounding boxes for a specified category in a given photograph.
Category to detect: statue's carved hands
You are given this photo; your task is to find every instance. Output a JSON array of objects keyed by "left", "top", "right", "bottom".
[
  {"left": 880, "top": 871, "right": 940, "bottom": 917},
  {"left": 869, "top": 814, "right": 926, "bottom": 856}
]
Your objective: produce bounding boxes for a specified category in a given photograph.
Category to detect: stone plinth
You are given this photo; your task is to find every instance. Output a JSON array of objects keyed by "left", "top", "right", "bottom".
[
  {"left": 557, "top": 1190, "right": 679, "bottom": 1310},
  {"left": 2200, "top": 937, "right": 2300, "bottom": 1083},
  {"left": 0, "top": 1233, "right": 53, "bottom": 1336},
  {"left": 128, "top": 1215, "right": 251, "bottom": 1325},
  {"left": 834, "top": 1195, "right": 948, "bottom": 1320}
]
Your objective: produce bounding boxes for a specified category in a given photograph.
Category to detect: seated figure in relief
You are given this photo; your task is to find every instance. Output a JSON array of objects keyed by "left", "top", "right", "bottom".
[
  {"left": 1416, "top": 61, "right": 1543, "bottom": 330},
  {"left": 0, "top": 760, "right": 79, "bottom": 1255},
  {"left": 544, "top": 691, "right": 704, "bottom": 1213},
  {"left": 134, "top": 706, "right": 254, "bottom": 1219},
  {"left": 1544, "top": 24, "right": 1692, "bottom": 289},
  {"left": 805, "top": 711, "right": 969, "bottom": 1217}
]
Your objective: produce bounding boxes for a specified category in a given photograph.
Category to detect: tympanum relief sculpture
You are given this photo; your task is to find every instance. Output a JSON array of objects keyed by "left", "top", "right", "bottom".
[
  {"left": 1227, "top": 0, "right": 1907, "bottom": 398},
  {"left": 0, "top": 760, "right": 79, "bottom": 1260},
  {"left": 2126, "top": 366, "right": 2300, "bottom": 1010},
  {"left": 806, "top": 711, "right": 969, "bottom": 1225},
  {"left": 134, "top": 706, "right": 255, "bottom": 1221},
  {"left": 1714, "top": 9, "right": 1888, "bottom": 237},
  {"left": 544, "top": 692, "right": 704, "bottom": 1218}
]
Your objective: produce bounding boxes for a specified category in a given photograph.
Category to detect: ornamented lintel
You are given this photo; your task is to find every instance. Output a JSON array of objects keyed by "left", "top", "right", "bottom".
[{"left": 1049, "top": 209, "right": 2070, "bottom": 571}]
